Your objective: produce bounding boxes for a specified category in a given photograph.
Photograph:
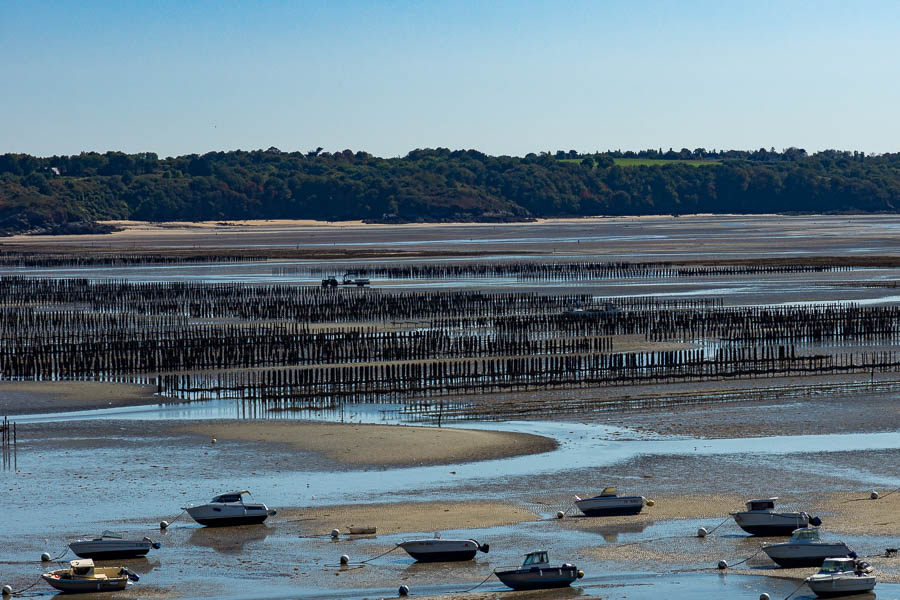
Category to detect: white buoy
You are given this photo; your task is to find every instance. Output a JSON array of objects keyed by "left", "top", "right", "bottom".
[
  {"left": 697, "top": 527, "right": 708, "bottom": 538},
  {"left": 2, "top": 584, "right": 12, "bottom": 596},
  {"left": 340, "top": 554, "right": 349, "bottom": 565},
  {"left": 41, "top": 552, "right": 51, "bottom": 562},
  {"left": 871, "top": 490, "right": 879, "bottom": 500},
  {"left": 398, "top": 584, "right": 409, "bottom": 596},
  {"left": 331, "top": 529, "right": 340, "bottom": 539},
  {"left": 211, "top": 438, "right": 217, "bottom": 444},
  {"left": 717, "top": 560, "right": 728, "bottom": 569},
  {"left": 760, "top": 593, "right": 771, "bottom": 600},
  {"left": 556, "top": 510, "right": 565, "bottom": 519},
  {"left": 160, "top": 520, "right": 169, "bottom": 529}
]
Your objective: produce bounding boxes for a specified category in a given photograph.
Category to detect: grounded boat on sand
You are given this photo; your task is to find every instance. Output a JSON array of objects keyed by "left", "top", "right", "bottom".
[
  {"left": 399, "top": 533, "right": 489, "bottom": 562},
  {"left": 762, "top": 527, "right": 854, "bottom": 568},
  {"left": 69, "top": 531, "right": 161, "bottom": 559},
  {"left": 731, "top": 497, "right": 820, "bottom": 536},
  {"left": 494, "top": 550, "right": 584, "bottom": 590},
  {"left": 574, "top": 487, "right": 648, "bottom": 516},
  {"left": 42, "top": 559, "right": 139, "bottom": 593},
  {"left": 184, "top": 490, "right": 276, "bottom": 527},
  {"left": 805, "top": 557, "right": 876, "bottom": 597}
]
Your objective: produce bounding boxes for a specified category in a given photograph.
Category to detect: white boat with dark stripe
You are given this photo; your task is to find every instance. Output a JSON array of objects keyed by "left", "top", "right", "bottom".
[
  {"left": 763, "top": 528, "right": 854, "bottom": 568},
  {"left": 574, "top": 487, "right": 647, "bottom": 517},
  {"left": 184, "top": 490, "right": 275, "bottom": 527},
  {"left": 731, "top": 498, "right": 819, "bottom": 536},
  {"left": 69, "top": 531, "right": 161, "bottom": 559},
  {"left": 805, "top": 557, "right": 876, "bottom": 598},
  {"left": 494, "top": 550, "right": 583, "bottom": 590},
  {"left": 398, "top": 534, "right": 489, "bottom": 562}
]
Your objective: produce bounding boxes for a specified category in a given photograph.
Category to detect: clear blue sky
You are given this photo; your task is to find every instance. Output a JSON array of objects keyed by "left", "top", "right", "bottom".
[{"left": 2, "top": 1, "right": 899, "bottom": 158}]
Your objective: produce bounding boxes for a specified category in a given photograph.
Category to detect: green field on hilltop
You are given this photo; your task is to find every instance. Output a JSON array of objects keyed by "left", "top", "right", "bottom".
[
  {"left": 558, "top": 157, "right": 720, "bottom": 167},
  {"left": 614, "top": 157, "right": 720, "bottom": 167}
]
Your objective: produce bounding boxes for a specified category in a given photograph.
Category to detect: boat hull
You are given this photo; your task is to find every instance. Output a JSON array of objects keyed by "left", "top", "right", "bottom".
[
  {"left": 733, "top": 512, "right": 809, "bottom": 536},
  {"left": 190, "top": 514, "right": 269, "bottom": 527},
  {"left": 42, "top": 570, "right": 131, "bottom": 593},
  {"left": 69, "top": 541, "right": 152, "bottom": 560},
  {"left": 495, "top": 567, "right": 578, "bottom": 590},
  {"left": 575, "top": 496, "right": 644, "bottom": 517},
  {"left": 764, "top": 544, "right": 852, "bottom": 568},
  {"left": 186, "top": 503, "right": 270, "bottom": 527},
  {"left": 807, "top": 576, "right": 876, "bottom": 597},
  {"left": 399, "top": 539, "right": 481, "bottom": 562}
]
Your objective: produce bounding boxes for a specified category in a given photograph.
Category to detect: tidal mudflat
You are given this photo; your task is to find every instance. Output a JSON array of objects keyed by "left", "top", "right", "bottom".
[{"left": 2, "top": 216, "right": 900, "bottom": 599}]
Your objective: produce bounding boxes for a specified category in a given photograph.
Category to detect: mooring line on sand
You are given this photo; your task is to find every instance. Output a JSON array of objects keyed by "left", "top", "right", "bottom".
[
  {"left": 456, "top": 569, "right": 497, "bottom": 594},
  {"left": 782, "top": 578, "right": 808, "bottom": 600},
  {"left": 842, "top": 485, "right": 900, "bottom": 503},
  {"left": 342, "top": 544, "right": 401, "bottom": 566},
  {"left": 718, "top": 545, "right": 765, "bottom": 569},
  {"left": 702, "top": 515, "right": 733, "bottom": 536}
]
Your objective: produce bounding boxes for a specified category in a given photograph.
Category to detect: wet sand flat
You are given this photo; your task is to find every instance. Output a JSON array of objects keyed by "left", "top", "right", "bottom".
[
  {"left": 180, "top": 421, "right": 557, "bottom": 467},
  {"left": 5, "top": 215, "right": 900, "bottom": 262},
  {"left": 0, "top": 380, "right": 161, "bottom": 415},
  {"left": 283, "top": 500, "right": 540, "bottom": 536}
]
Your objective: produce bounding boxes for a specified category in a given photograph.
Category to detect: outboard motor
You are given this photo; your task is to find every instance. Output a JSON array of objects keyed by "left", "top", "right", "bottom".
[
  {"left": 809, "top": 516, "right": 822, "bottom": 526},
  {"left": 849, "top": 550, "right": 859, "bottom": 559},
  {"left": 121, "top": 568, "right": 140, "bottom": 582},
  {"left": 477, "top": 542, "right": 490, "bottom": 554}
]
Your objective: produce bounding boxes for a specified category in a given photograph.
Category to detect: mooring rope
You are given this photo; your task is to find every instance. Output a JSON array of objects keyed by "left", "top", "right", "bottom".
[
  {"left": 842, "top": 486, "right": 900, "bottom": 503},
  {"left": 703, "top": 515, "right": 733, "bottom": 536},
  {"left": 50, "top": 545, "right": 69, "bottom": 562},
  {"left": 456, "top": 569, "right": 497, "bottom": 594},
  {"left": 782, "top": 578, "right": 808, "bottom": 600},
  {"left": 161, "top": 509, "right": 188, "bottom": 527},
  {"left": 346, "top": 544, "right": 401, "bottom": 565},
  {"left": 721, "top": 545, "right": 765, "bottom": 568}
]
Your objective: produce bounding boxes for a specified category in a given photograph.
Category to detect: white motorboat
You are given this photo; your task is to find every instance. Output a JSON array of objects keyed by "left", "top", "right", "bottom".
[
  {"left": 494, "top": 550, "right": 584, "bottom": 590},
  {"left": 731, "top": 497, "right": 820, "bottom": 536},
  {"left": 805, "top": 557, "right": 876, "bottom": 597},
  {"left": 69, "top": 531, "right": 161, "bottom": 559},
  {"left": 42, "top": 558, "right": 139, "bottom": 593},
  {"left": 574, "top": 487, "right": 648, "bottom": 516},
  {"left": 184, "top": 490, "right": 275, "bottom": 526},
  {"left": 398, "top": 533, "right": 489, "bottom": 562},
  {"left": 763, "top": 528, "right": 854, "bottom": 568}
]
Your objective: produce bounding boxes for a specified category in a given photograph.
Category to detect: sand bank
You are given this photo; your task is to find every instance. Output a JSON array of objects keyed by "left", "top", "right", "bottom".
[
  {"left": 180, "top": 421, "right": 557, "bottom": 467},
  {"left": 0, "top": 380, "right": 161, "bottom": 415},
  {"left": 281, "top": 500, "right": 539, "bottom": 537}
]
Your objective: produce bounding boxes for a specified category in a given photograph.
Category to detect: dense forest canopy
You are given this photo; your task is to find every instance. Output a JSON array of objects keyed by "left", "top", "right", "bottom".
[{"left": 0, "top": 146, "right": 898, "bottom": 234}]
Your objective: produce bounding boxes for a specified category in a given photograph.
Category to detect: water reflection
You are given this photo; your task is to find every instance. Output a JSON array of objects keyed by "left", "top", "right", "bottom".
[{"left": 188, "top": 524, "right": 269, "bottom": 555}]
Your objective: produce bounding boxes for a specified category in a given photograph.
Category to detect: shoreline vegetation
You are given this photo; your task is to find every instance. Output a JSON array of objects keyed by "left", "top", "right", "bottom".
[{"left": 1, "top": 147, "right": 898, "bottom": 236}]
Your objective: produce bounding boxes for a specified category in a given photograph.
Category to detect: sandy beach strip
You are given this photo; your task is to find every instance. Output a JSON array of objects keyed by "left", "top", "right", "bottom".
[
  {"left": 179, "top": 421, "right": 557, "bottom": 467},
  {"left": 0, "top": 380, "right": 163, "bottom": 415},
  {"left": 280, "top": 499, "right": 540, "bottom": 537}
]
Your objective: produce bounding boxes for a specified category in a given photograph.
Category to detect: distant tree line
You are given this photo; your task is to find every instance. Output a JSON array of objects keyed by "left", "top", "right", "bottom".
[{"left": 0, "top": 146, "right": 897, "bottom": 234}]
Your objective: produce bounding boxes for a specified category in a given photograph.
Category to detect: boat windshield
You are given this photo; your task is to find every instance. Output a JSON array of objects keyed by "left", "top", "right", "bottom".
[
  {"left": 100, "top": 531, "right": 124, "bottom": 539},
  {"left": 819, "top": 560, "right": 851, "bottom": 574},
  {"left": 792, "top": 528, "right": 819, "bottom": 542},
  {"left": 523, "top": 552, "right": 549, "bottom": 566},
  {"left": 212, "top": 494, "right": 243, "bottom": 503}
]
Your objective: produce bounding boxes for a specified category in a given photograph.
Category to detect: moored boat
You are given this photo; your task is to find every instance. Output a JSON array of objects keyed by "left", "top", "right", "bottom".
[
  {"left": 494, "top": 550, "right": 583, "bottom": 590},
  {"left": 574, "top": 487, "right": 648, "bottom": 517},
  {"left": 184, "top": 490, "right": 275, "bottom": 527},
  {"left": 763, "top": 528, "right": 854, "bottom": 568},
  {"left": 805, "top": 557, "right": 876, "bottom": 597},
  {"left": 42, "top": 558, "right": 139, "bottom": 593},
  {"left": 731, "top": 497, "right": 820, "bottom": 536},
  {"left": 69, "top": 531, "right": 161, "bottom": 559},
  {"left": 398, "top": 533, "right": 489, "bottom": 562}
]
